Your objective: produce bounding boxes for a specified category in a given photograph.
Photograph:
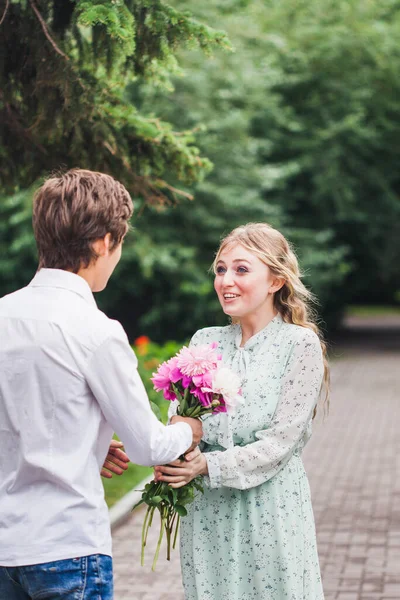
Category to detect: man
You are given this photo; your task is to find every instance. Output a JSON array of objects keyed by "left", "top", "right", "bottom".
[{"left": 0, "top": 169, "right": 202, "bottom": 599}]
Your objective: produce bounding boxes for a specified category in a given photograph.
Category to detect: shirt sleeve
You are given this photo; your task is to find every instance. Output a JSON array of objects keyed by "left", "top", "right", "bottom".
[
  {"left": 84, "top": 322, "right": 192, "bottom": 466},
  {"left": 204, "top": 328, "right": 324, "bottom": 490}
]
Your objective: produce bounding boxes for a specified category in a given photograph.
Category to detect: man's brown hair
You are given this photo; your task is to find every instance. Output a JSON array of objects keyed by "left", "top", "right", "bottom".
[{"left": 33, "top": 169, "right": 134, "bottom": 272}]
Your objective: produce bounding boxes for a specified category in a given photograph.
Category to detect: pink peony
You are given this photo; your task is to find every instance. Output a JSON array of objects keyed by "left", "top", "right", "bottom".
[
  {"left": 191, "top": 387, "right": 213, "bottom": 408},
  {"left": 177, "top": 344, "right": 220, "bottom": 377},
  {"left": 151, "top": 361, "right": 172, "bottom": 392},
  {"left": 181, "top": 375, "right": 192, "bottom": 388},
  {"left": 166, "top": 357, "right": 183, "bottom": 384},
  {"left": 192, "top": 371, "right": 213, "bottom": 391},
  {"left": 163, "top": 388, "right": 177, "bottom": 401},
  {"left": 151, "top": 357, "right": 184, "bottom": 392}
]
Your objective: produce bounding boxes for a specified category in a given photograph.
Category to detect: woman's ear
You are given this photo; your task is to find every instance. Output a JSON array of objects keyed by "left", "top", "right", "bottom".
[{"left": 269, "top": 277, "right": 286, "bottom": 294}]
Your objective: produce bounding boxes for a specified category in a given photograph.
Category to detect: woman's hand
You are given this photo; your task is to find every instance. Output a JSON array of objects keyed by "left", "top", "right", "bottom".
[
  {"left": 101, "top": 440, "right": 130, "bottom": 479},
  {"left": 154, "top": 447, "right": 208, "bottom": 489}
]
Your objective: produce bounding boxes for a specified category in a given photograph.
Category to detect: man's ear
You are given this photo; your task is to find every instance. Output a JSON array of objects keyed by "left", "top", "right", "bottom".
[
  {"left": 103, "top": 233, "right": 112, "bottom": 255},
  {"left": 92, "top": 233, "right": 112, "bottom": 257}
]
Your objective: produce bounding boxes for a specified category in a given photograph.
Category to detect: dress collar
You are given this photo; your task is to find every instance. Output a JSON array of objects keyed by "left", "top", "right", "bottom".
[
  {"left": 28, "top": 268, "right": 97, "bottom": 307},
  {"left": 234, "top": 312, "right": 283, "bottom": 351}
]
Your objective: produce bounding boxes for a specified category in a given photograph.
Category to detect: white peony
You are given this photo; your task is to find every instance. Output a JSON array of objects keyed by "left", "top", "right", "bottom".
[{"left": 211, "top": 367, "right": 243, "bottom": 413}]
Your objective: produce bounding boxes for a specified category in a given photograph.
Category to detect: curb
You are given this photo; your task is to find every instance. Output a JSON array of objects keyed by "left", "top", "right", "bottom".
[{"left": 109, "top": 474, "right": 154, "bottom": 530}]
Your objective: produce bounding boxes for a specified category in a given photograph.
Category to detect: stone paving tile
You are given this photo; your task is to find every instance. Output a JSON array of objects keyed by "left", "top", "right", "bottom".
[{"left": 112, "top": 325, "right": 400, "bottom": 599}]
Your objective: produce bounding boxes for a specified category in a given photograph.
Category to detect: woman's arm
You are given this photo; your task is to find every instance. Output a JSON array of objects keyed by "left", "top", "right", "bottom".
[
  {"left": 157, "top": 328, "right": 324, "bottom": 490},
  {"left": 204, "top": 328, "right": 324, "bottom": 490}
]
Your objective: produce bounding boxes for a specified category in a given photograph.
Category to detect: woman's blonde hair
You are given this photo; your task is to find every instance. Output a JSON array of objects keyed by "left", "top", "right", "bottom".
[{"left": 213, "top": 222, "right": 329, "bottom": 414}]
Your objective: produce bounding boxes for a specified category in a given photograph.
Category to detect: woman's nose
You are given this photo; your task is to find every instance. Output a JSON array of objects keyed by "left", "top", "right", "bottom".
[{"left": 222, "top": 269, "right": 235, "bottom": 286}]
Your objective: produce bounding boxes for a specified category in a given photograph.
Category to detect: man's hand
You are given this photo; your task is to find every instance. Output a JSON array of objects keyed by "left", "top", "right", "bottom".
[
  {"left": 154, "top": 447, "right": 208, "bottom": 488},
  {"left": 101, "top": 440, "right": 130, "bottom": 479},
  {"left": 170, "top": 415, "right": 203, "bottom": 452}
]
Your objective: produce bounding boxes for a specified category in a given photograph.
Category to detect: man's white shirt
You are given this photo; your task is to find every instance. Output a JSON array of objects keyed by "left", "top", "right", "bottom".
[{"left": 0, "top": 269, "right": 192, "bottom": 566}]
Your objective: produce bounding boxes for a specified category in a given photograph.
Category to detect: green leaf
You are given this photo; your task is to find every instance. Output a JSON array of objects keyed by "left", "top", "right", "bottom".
[
  {"left": 150, "top": 401, "right": 162, "bottom": 421},
  {"left": 131, "top": 498, "right": 144, "bottom": 511},
  {"left": 149, "top": 495, "right": 163, "bottom": 505},
  {"left": 175, "top": 505, "right": 188, "bottom": 517},
  {"left": 168, "top": 487, "right": 178, "bottom": 504},
  {"left": 193, "top": 480, "right": 204, "bottom": 494}
]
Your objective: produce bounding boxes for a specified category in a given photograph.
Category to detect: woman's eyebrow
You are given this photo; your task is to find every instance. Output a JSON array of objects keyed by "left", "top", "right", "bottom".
[{"left": 217, "top": 258, "right": 251, "bottom": 264}]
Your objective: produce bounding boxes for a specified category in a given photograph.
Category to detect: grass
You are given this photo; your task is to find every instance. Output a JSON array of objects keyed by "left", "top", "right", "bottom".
[
  {"left": 346, "top": 305, "right": 400, "bottom": 317},
  {"left": 103, "top": 463, "right": 152, "bottom": 508}
]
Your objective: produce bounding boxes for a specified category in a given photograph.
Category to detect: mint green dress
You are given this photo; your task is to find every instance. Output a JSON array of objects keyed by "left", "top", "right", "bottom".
[{"left": 171, "top": 314, "right": 325, "bottom": 600}]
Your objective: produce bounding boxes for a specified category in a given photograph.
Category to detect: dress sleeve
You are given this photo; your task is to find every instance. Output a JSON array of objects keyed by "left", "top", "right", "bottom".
[{"left": 204, "top": 328, "right": 324, "bottom": 490}]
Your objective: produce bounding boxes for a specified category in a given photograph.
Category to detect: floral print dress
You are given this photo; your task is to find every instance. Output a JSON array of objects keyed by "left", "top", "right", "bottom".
[{"left": 171, "top": 314, "right": 325, "bottom": 600}]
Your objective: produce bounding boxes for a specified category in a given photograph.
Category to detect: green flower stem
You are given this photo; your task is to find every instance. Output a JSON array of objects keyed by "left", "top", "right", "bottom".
[
  {"left": 173, "top": 514, "right": 180, "bottom": 549},
  {"left": 152, "top": 510, "right": 167, "bottom": 571},
  {"left": 188, "top": 405, "right": 203, "bottom": 418},
  {"left": 179, "top": 385, "right": 192, "bottom": 414},
  {"left": 141, "top": 506, "right": 152, "bottom": 566},
  {"left": 143, "top": 506, "right": 153, "bottom": 550},
  {"left": 169, "top": 509, "right": 177, "bottom": 532},
  {"left": 165, "top": 513, "right": 172, "bottom": 561},
  {"left": 148, "top": 506, "right": 155, "bottom": 530}
]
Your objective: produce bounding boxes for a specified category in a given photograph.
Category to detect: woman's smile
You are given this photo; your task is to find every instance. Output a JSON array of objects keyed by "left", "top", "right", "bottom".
[{"left": 223, "top": 293, "right": 241, "bottom": 302}]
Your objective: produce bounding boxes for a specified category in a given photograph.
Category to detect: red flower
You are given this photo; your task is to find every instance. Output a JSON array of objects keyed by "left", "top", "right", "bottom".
[
  {"left": 134, "top": 335, "right": 151, "bottom": 346},
  {"left": 134, "top": 335, "right": 151, "bottom": 355}
]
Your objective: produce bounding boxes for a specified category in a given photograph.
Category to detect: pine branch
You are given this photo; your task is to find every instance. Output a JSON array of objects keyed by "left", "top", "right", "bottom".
[
  {"left": 0, "top": 91, "right": 48, "bottom": 156},
  {"left": 0, "top": 0, "right": 9, "bottom": 26},
  {"left": 155, "top": 179, "right": 194, "bottom": 202},
  {"left": 29, "top": 0, "right": 70, "bottom": 60}
]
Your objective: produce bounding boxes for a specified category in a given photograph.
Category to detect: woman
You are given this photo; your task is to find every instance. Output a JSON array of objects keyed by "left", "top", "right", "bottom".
[{"left": 155, "top": 223, "right": 328, "bottom": 600}]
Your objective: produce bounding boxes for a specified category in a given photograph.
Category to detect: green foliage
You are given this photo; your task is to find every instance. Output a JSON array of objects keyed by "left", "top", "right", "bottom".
[
  {"left": 0, "top": 0, "right": 228, "bottom": 197},
  {"left": 0, "top": 0, "right": 233, "bottom": 338},
  {"left": 248, "top": 0, "right": 400, "bottom": 305},
  {"left": 105, "top": 0, "right": 350, "bottom": 337},
  {"left": 3, "top": 0, "right": 400, "bottom": 341},
  {"left": 0, "top": 188, "right": 37, "bottom": 296}
]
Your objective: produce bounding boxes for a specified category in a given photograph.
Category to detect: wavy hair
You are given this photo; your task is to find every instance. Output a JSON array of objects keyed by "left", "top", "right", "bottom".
[{"left": 212, "top": 223, "right": 330, "bottom": 414}]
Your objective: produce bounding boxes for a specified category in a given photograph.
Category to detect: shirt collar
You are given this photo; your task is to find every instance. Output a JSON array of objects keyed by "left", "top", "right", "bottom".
[
  {"left": 28, "top": 268, "right": 97, "bottom": 307},
  {"left": 234, "top": 312, "right": 283, "bottom": 351}
]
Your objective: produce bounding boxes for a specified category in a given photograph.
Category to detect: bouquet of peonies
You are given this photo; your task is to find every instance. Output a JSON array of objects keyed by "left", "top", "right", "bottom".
[{"left": 133, "top": 342, "right": 242, "bottom": 570}]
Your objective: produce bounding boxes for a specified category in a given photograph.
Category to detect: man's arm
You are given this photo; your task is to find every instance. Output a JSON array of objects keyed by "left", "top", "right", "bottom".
[{"left": 84, "top": 323, "right": 202, "bottom": 466}]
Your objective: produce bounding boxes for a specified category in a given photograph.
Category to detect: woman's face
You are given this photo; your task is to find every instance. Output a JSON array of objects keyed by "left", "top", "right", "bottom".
[{"left": 214, "top": 244, "right": 279, "bottom": 319}]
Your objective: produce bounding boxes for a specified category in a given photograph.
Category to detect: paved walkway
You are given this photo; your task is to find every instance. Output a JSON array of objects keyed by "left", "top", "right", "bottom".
[{"left": 112, "top": 317, "right": 400, "bottom": 599}]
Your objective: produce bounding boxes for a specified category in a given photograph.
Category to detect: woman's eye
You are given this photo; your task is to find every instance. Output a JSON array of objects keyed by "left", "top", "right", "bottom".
[
  {"left": 237, "top": 266, "right": 248, "bottom": 273},
  {"left": 215, "top": 266, "right": 226, "bottom": 274}
]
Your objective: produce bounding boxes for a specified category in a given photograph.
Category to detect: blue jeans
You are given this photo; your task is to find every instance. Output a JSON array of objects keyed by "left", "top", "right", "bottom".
[{"left": 0, "top": 554, "right": 113, "bottom": 599}]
